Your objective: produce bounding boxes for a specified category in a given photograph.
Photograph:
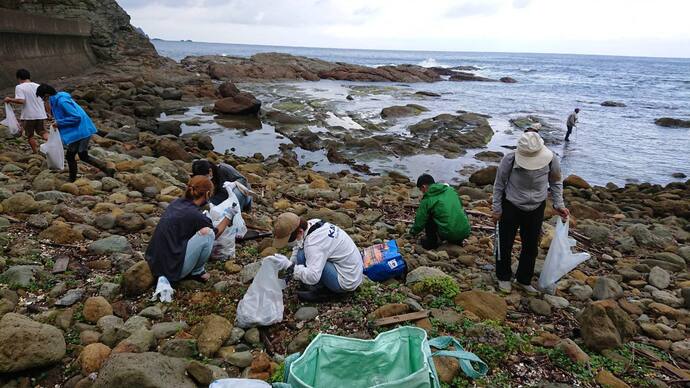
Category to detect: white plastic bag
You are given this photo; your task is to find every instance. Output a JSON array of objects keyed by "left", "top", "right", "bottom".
[
  {"left": 538, "top": 218, "right": 591, "bottom": 290},
  {"left": 40, "top": 125, "right": 65, "bottom": 170},
  {"left": 210, "top": 379, "right": 271, "bottom": 388},
  {"left": 235, "top": 255, "right": 292, "bottom": 328},
  {"left": 1, "top": 104, "right": 20, "bottom": 135},
  {"left": 207, "top": 181, "right": 248, "bottom": 260},
  {"left": 151, "top": 276, "right": 174, "bottom": 303}
]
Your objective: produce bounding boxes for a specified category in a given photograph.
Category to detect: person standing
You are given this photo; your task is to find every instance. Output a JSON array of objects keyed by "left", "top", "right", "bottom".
[
  {"left": 492, "top": 132, "right": 569, "bottom": 295},
  {"left": 35, "top": 84, "right": 113, "bottom": 181},
  {"left": 3, "top": 69, "right": 48, "bottom": 153},
  {"left": 565, "top": 108, "right": 579, "bottom": 141},
  {"left": 410, "top": 174, "right": 471, "bottom": 249}
]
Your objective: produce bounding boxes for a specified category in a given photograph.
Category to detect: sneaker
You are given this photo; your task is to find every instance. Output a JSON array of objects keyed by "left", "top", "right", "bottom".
[
  {"left": 515, "top": 282, "right": 539, "bottom": 296},
  {"left": 497, "top": 280, "right": 512, "bottom": 294}
]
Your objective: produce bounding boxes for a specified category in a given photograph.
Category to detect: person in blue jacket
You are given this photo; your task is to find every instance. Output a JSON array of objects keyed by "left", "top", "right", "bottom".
[{"left": 36, "top": 84, "right": 113, "bottom": 182}]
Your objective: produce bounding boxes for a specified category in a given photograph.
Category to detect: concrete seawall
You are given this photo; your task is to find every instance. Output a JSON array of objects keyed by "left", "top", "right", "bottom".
[{"left": 0, "top": 8, "right": 96, "bottom": 89}]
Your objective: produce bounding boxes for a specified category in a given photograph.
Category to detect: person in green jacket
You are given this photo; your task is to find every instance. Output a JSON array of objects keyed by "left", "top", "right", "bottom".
[{"left": 410, "top": 174, "right": 471, "bottom": 249}]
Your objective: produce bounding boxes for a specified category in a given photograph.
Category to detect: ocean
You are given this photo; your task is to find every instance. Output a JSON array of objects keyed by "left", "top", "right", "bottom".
[{"left": 153, "top": 39, "right": 690, "bottom": 186}]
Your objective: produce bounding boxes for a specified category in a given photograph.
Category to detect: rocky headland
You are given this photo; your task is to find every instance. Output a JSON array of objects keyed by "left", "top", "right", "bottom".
[{"left": 0, "top": 2, "right": 689, "bottom": 388}]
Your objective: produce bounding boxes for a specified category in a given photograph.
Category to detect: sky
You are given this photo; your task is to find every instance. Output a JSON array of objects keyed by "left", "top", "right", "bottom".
[{"left": 119, "top": 0, "right": 690, "bottom": 58}]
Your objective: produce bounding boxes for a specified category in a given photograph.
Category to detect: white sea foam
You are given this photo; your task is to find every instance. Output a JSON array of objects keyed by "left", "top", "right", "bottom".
[{"left": 417, "top": 58, "right": 449, "bottom": 68}]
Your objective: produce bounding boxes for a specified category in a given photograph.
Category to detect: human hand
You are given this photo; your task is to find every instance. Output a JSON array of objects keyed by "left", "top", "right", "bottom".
[
  {"left": 491, "top": 212, "right": 502, "bottom": 223},
  {"left": 555, "top": 207, "right": 570, "bottom": 221},
  {"left": 222, "top": 204, "right": 239, "bottom": 220},
  {"left": 3, "top": 97, "right": 11, "bottom": 103}
]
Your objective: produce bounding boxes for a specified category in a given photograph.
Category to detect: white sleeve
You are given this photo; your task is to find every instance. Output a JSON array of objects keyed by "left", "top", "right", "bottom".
[
  {"left": 14, "top": 86, "right": 24, "bottom": 100},
  {"left": 293, "top": 236, "right": 328, "bottom": 286}
]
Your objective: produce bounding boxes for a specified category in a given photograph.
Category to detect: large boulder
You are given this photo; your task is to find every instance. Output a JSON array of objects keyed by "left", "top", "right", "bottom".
[
  {"left": 192, "top": 314, "right": 233, "bottom": 357},
  {"left": 0, "top": 265, "right": 42, "bottom": 288},
  {"left": 122, "top": 261, "right": 155, "bottom": 296},
  {"left": 655, "top": 117, "right": 690, "bottom": 128},
  {"left": 406, "top": 266, "right": 452, "bottom": 285},
  {"left": 93, "top": 352, "right": 196, "bottom": 388},
  {"left": 89, "top": 235, "right": 132, "bottom": 255},
  {"left": 579, "top": 300, "right": 637, "bottom": 352},
  {"left": 1, "top": 193, "right": 38, "bottom": 213},
  {"left": 79, "top": 343, "right": 112, "bottom": 375},
  {"left": 469, "top": 166, "right": 497, "bottom": 186},
  {"left": 154, "top": 138, "right": 192, "bottom": 162},
  {"left": 83, "top": 296, "right": 114, "bottom": 323},
  {"left": 214, "top": 93, "right": 262, "bottom": 115},
  {"left": 304, "top": 208, "right": 353, "bottom": 229},
  {"left": 0, "top": 313, "right": 66, "bottom": 373},
  {"left": 39, "top": 221, "right": 84, "bottom": 244},
  {"left": 592, "top": 277, "right": 624, "bottom": 300},
  {"left": 218, "top": 81, "right": 241, "bottom": 98},
  {"left": 454, "top": 290, "right": 507, "bottom": 322},
  {"left": 380, "top": 104, "right": 428, "bottom": 119},
  {"left": 563, "top": 175, "right": 591, "bottom": 189}
]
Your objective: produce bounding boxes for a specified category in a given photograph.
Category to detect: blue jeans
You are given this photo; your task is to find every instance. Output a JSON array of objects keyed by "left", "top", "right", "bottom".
[
  {"left": 233, "top": 187, "right": 252, "bottom": 212},
  {"left": 180, "top": 232, "right": 214, "bottom": 278},
  {"left": 295, "top": 249, "right": 344, "bottom": 293}
]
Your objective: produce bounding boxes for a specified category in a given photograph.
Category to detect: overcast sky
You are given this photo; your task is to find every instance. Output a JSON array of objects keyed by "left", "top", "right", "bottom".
[{"left": 120, "top": 0, "right": 690, "bottom": 58}]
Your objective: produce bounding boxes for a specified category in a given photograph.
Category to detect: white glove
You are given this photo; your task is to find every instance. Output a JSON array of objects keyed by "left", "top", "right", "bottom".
[
  {"left": 289, "top": 246, "right": 299, "bottom": 264},
  {"left": 222, "top": 203, "right": 239, "bottom": 221},
  {"left": 273, "top": 254, "right": 293, "bottom": 270}
]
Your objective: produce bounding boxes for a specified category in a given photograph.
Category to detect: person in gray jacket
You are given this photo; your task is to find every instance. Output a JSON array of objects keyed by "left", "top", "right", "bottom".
[
  {"left": 492, "top": 132, "right": 570, "bottom": 295},
  {"left": 565, "top": 108, "right": 579, "bottom": 141}
]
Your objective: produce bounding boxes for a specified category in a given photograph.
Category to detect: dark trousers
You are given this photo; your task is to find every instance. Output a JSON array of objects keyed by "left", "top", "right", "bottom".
[
  {"left": 66, "top": 150, "right": 109, "bottom": 182},
  {"left": 496, "top": 200, "right": 545, "bottom": 285},
  {"left": 565, "top": 125, "right": 573, "bottom": 140},
  {"left": 422, "top": 219, "right": 440, "bottom": 250}
]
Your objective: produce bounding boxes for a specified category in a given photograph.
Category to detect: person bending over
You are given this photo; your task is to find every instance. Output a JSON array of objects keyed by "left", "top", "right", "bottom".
[
  {"left": 273, "top": 212, "right": 363, "bottom": 302},
  {"left": 3, "top": 69, "right": 48, "bottom": 153},
  {"left": 492, "top": 132, "right": 569, "bottom": 295},
  {"left": 410, "top": 174, "right": 471, "bottom": 250},
  {"left": 192, "top": 159, "right": 252, "bottom": 211},
  {"left": 146, "top": 176, "right": 236, "bottom": 283},
  {"left": 35, "top": 84, "right": 114, "bottom": 181}
]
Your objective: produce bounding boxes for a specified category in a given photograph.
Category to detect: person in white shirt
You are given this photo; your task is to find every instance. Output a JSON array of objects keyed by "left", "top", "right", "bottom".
[
  {"left": 273, "top": 212, "right": 363, "bottom": 302},
  {"left": 3, "top": 69, "right": 48, "bottom": 153}
]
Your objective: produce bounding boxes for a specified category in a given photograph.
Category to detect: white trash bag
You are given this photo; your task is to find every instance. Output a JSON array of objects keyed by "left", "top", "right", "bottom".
[
  {"left": 210, "top": 379, "right": 271, "bottom": 388},
  {"left": 206, "top": 181, "right": 248, "bottom": 260},
  {"left": 538, "top": 218, "right": 591, "bottom": 290},
  {"left": 1, "top": 104, "right": 20, "bottom": 136},
  {"left": 235, "top": 255, "right": 292, "bottom": 328},
  {"left": 39, "top": 125, "right": 65, "bottom": 170},
  {"left": 151, "top": 276, "right": 174, "bottom": 303}
]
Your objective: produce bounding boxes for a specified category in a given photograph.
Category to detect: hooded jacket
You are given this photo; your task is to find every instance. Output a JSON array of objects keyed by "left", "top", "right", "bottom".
[
  {"left": 410, "top": 183, "right": 470, "bottom": 243},
  {"left": 49, "top": 92, "right": 97, "bottom": 145}
]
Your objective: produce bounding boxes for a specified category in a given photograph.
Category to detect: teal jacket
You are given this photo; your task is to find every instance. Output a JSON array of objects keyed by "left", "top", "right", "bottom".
[
  {"left": 49, "top": 91, "right": 97, "bottom": 145},
  {"left": 410, "top": 183, "right": 470, "bottom": 243}
]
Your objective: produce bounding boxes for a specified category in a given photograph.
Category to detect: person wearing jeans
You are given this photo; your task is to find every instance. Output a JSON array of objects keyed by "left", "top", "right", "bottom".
[
  {"left": 272, "top": 212, "right": 362, "bottom": 302},
  {"left": 35, "top": 84, "right": 114, "bottom": 181},
  {"left": 492, "top": 132, "right": 569, "bottom": 295},
  {"left": 191, "top": 159, "right": 253, "bottom": 211},
  {"left": 146, "top": 176, "right": 236, "bottom": 284}
]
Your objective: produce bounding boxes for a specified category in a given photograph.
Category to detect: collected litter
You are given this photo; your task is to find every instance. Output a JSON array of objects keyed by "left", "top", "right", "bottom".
[
  {"left": 40, "top": 125, "right": 65, "bottom": 170},
  {"left": 207, "top": 181, "right": 248, "bottom": 259},
  {"left": 235, "top": 254, "right": 292, "bottom": 328},
  {"left": 362, "top": 239, "right": 406, "bottom": 282},
  {"left": 538, "top": 218, "right": 591, "bottom": 291},
  {"left": 150, "top": 276, "right": 174, "bottom": 303},
  {"left": 2, "top": 103, "right": 20, "bottom": 136}
]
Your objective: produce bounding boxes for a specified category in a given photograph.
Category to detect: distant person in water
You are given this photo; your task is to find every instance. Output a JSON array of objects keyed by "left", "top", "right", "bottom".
[
  {"left": 409, "top": 174, "right": 471, "bottom": 249},
  {"left": 3, "top": 69, "right": 48, "bottom": 153},
  {"left": 191, "top": 159, "right": 252, "bottom": 211},
  {"left": 36, "top": 84, "right": 114, "bottom": 181},
  {"left": 565, "top": 108, "right": 579, "bottom": 141}
]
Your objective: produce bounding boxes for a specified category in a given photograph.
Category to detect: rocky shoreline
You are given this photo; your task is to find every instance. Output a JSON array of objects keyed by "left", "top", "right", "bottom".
[{"left": 0, "top": 5, "right": 689, "bottom": 387}]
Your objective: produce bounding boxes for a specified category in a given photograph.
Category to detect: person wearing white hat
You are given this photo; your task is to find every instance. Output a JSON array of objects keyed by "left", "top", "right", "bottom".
[{"left": 491, "top": 132, "right": 570, "bottom": 295}]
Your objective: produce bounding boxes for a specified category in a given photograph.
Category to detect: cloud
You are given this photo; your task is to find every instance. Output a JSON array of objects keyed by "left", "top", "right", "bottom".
[
  {"left": 445, "top": 1, "right": 502, "bottom": 18},
  {"left": 512, "top": 0, "right": 531, "bottom": 8}
]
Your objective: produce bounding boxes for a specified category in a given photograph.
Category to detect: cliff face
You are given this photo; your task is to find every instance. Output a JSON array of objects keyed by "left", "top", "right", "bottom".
[{"left": 0, "top": 0, "right": 159, "bottom": 62}]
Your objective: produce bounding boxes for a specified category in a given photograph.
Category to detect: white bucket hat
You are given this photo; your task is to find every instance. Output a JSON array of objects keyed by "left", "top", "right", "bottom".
[{"left": 515, "top": 132, "right": 553, "bottom": 170}]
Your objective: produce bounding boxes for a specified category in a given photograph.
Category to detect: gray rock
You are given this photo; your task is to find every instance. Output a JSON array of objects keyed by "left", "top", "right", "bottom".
[
  {"left": 94, "top": 214, "right": 117, "bottom": 230},
  {"left": 35, "top": 191, "right": 72, "bottom": 202},
  {"left": 118, "top": 328, "right": 155, "bottom": 352},
  {"left": 642, "top": 252, "right": 687, "bottom": 273},
  {"left": 0, "top": 216, "right": 9, "bottom": 230},
  {"left": 140, "top": 305, "right": 164, "bottom": 320},
  {"left": 89, "top": 235, "right": 132, "bottom": 255},
  {"left": 672, "top": 340, "right": 690, "bottom": 362},
  {"left": 529, "top": 298, "right": 552, "bottom": 316},
  {"left": 544, "top": 294, "right": 570, "bottom": 309},
  {"left": 648, "top": 266, "right": 671, "bottom": 289},
  {"left": 225, "top": 350, "right": 253, "bottom": 368},
  {"left": 405, "top": 298, "right": 424, "bottom": 312},
  {"left": 287, "top": 330, "right": 311, "bottom": 354},
  {"left": 592, "top": 277, "right": 623, "bottom": 300},
  {"left": 240, "top": 261, "right": 262, "bottom": 284},
  {"left": 678, "top": 246, "right": 690, "bottom": 263},
  {"left": 627, "top": 224, "right": 662, "bottom": 247},
  {"left": 651, "top": 290, "right": 684, "bottom": 308},
  {"left": 160, "top": 339, "right": 198, "bottom": 358},
  {"left": 0, "top": 313, "right": 66, "bottom": 373},
  {"left": 682, "top": 288, "right": 690, "bottom": 309},
  {"left": 226, "top": 327, "right": 245, "bottom": 345},
  {"left": 152, "top": 321, "right": 189, "bottom": 339},
  {"left": 55, "top": 288, "right": 84, "bottom": 307},
  {"left": 294, "top": 306, "right": 319, "bottom": 322},
  {"left": 405, "top": 266, "right": 450, "bottom": 285},
  {"left": 244, "top": 327, "right": 261, "bottom": 346},
  {"left": 99, "top": 282, "right": 121, "bottom": 300},
  {"left": 123, "top": 316, "right": 151, "bottom": 332},
  {"left": 93, "top": 352, "right": 196, "bottom": 388},
  {"left": 101, "top": 177, "right": 124, "bottom": 192},
  {"left": 97, "top": 315, "right": 124, "bottom": 332},
  {"left": 0, "top": 265, "right": 42, "bottom": 288}
]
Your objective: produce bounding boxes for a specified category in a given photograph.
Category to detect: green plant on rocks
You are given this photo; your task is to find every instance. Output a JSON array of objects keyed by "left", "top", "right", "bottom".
[
  {"left": 411, "top": 276, "right": 459, "bottom": 299},
  {"left": 268, "top": 362, "right": 286, "bottom": 383}
]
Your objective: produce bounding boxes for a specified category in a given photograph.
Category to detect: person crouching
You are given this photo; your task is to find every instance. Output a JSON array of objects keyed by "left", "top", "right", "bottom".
[{"left": 273, "top": 212, "right": 363, "bottom": 302}]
